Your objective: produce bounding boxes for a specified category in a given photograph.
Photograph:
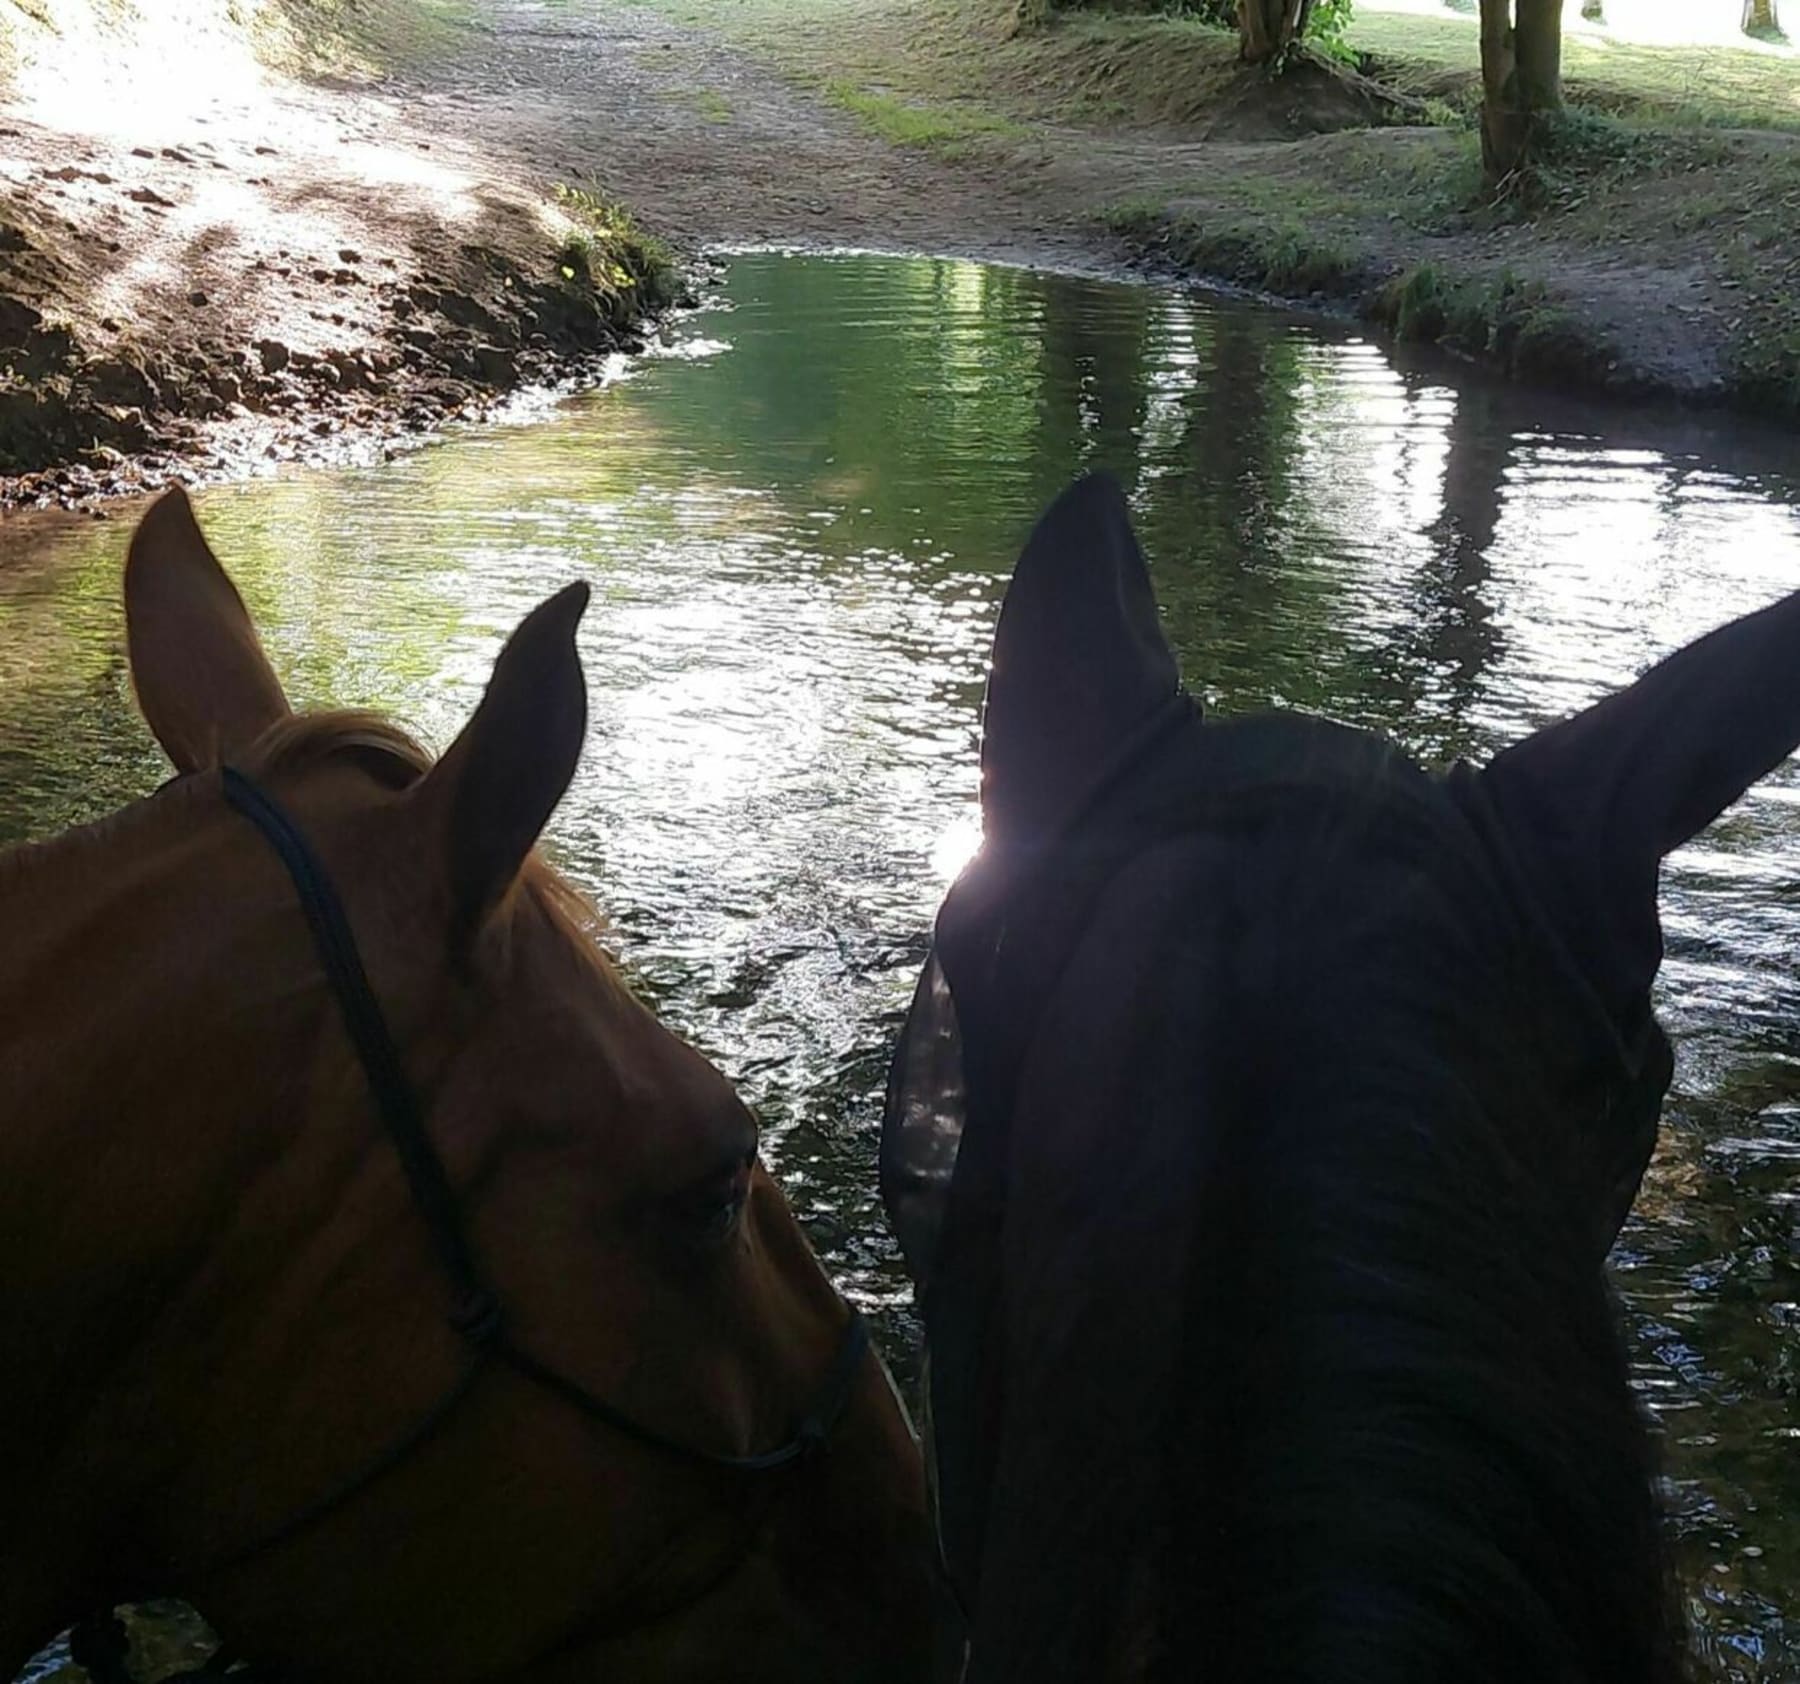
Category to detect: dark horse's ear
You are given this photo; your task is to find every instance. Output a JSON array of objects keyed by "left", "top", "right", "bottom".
[
  {"left": 125, "top": 485, "right": 291, "bottom": 772},
  {"left": 410, "top": 583, "right": 590, "bottom": 946},
  {"left": 982, "top": 474, "right": 1179, "bottom": 845},
  {"left": 1482, "top": 586, "right": 1800, "bottom": 1014}
]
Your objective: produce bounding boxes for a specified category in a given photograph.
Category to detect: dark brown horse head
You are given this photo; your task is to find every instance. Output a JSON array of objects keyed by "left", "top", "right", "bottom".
[
  {"left": 2, "top": 488, "right": 933, "bottom": 1684},
  {"left": 885, "top": 473, "right": 1800, "bottom": 1682}
]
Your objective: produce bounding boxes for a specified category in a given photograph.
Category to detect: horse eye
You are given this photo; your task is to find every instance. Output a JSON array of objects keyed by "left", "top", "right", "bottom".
[{"left": 668, "top": 1156, "right": 752, "bottom": 1244}]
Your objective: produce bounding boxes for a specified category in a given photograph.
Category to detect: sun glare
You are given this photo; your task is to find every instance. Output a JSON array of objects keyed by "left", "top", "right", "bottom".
[{"left": 929, "top": 808, "right": 983, "bottom": 884}]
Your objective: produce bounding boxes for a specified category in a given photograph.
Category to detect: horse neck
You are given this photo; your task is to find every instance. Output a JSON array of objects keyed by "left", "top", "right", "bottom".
[
  {"left": 1183, "top": 900, "right": 1680, "bottom": 1677},
  {"left": 0, "top": 788, "right": 359, "bottom": 1630}
]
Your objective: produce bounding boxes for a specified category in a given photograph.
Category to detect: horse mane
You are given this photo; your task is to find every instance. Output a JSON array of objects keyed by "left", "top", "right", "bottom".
[
  {"left": 0, "top": 710, "right": 618, "bottom": 991},
  {"left": 235, "top": 708, "right": 622, "bottom": 982},
  {"left": 1156, "top": 811, "right": 1688, "bottom": 1683},
  {"left": 241, "top": 709, "right": 436, "bottom": 786},
  {"left": 943, "top": 745, "right": 1683, "bottom": 1679}
]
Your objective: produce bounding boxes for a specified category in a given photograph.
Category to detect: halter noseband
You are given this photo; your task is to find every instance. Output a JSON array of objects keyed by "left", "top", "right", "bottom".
[{"left": 213, "top": 765, "right": 870, "bottom": 1568}]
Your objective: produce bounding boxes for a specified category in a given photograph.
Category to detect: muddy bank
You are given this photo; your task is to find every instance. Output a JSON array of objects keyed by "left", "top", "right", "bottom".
[
  {"left": 1, "top": 205, "right": 679, "bottom": 513},
  {"left": 0, "top": 3, "right": 681, "bottom": 511},
  {"left": 1102, "top": 202, "right": 1685, "bottom": 407}
]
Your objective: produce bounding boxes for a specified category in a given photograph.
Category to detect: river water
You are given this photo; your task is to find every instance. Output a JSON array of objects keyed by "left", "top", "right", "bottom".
[{"left": 6, "top": 251, "right": 1799, "bottom": 1680}]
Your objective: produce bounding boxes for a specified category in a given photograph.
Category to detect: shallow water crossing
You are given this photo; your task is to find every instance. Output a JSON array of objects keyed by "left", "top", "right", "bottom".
[{"left": 5, "top": 252, "right": 1800, "bottom": 1681}]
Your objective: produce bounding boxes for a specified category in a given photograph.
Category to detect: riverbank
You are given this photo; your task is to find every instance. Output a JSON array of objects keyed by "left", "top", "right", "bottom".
[
  {"left": 0, "top": 1, "right": 678, "bottom": 511},
  {"left": 3, "top": 0, "right": 1795, "bottom": 514},
  {"left": 636, "top": 0, "right": 1800, "bottom": 418}
]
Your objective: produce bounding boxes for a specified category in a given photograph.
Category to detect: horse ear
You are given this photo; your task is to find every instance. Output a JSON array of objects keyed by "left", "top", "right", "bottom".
[
  {"left": 410, "top": 583, "right": 589, "bottom": 945},
  {"left": 125, "top": 486, "right": 290, "bottom": 772},
  {"left": 1482, "top": 586, "right": 1800, "bottom": 1014},
  {"left": 982, "top": 474, "right": 1179, "bottom": 845}
]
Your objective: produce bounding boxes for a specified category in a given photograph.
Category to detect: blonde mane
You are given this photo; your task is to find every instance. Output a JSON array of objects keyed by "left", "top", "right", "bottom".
[
  {"left": 239, "top": 708, "right": 625, "bottom": 987},
  {"left": 241, "top": 709, "right": 435, "bottom": 787}
]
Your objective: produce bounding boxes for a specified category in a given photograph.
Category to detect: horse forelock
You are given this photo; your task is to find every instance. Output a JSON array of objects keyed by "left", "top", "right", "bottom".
[
  {"left": 238, "top": 708, "right": 434, "bottom": 788},
  {"left": 236, "top": 708, "right": 624, "bottom": 988}
]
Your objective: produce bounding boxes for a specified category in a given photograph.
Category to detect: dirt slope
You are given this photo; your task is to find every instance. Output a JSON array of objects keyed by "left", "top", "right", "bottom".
[{"left": 0, "top": 1, "right": 676, "bottom": 509}]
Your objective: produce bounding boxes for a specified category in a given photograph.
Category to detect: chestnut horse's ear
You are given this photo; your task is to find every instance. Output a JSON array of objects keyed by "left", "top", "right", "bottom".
[
  {"left": 982, "top": 474, "right": 1179, "bottom": 846},
  {"left": 125, "top": 486, "right": 291, "bottom": 771},
  {"left": 1482, "top": 585, "right": 1800, "bottom": 1017},
  {"left": 411, "top": 583, "right": 590, "bottom": 945}
]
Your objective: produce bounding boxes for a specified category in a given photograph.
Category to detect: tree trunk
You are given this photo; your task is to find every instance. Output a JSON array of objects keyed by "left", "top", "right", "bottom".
[
  {"left": 1742, "top": 0, "right": 1780, "bottom": 34},
  {"left": 1238, "top": 0, "right": 1310, "bottom": 62},
  {"left": 1479, "top": 0, "right": 1563, "bottom": 181}
]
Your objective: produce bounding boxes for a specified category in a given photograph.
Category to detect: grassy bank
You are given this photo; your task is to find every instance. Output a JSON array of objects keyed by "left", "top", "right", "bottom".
[
  {"left": 1348, "top": 9, "right": 1800, "bottom": 132},
  {"left": 642, "top": 0, "right": 1800, "bottom": 415}
]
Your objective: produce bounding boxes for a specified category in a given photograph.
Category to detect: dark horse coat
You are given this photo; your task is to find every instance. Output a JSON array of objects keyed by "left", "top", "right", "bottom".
[{"left": 883, "top": 474, "right": 1800, "bottom": 1682}]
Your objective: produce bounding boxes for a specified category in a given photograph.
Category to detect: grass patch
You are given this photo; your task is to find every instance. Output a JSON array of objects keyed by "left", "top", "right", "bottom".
[
  {"left": 1220, "top": 126, "right": 1477, "bottom": 231},
  {"left": 258, "top": 0, "right": 478, "bottom": 78},
  {"left": 824, "top": 77, "right": 1027, "bottom": 155},
  {"left": 1454, "top": 109, "right": 1742, "bottom": 219},
  {"left": 639, "top": 0, "right": 1252, "bottom": 132},
  {"left": 1730, "top": 322, "right": 1800, "bottom": 417},
  {"left": 1349, "top": 9, "right": 1800, "bottom": 133},
  {"left": 1104, "top": 203, "right": 1366, "bottom": 295},
  {"left": 970, "top": 9, "right": 1252, "bottom": 129},
  {"left": 1531, "top": 107, "right": 1737, "bottom": 175},
  {"left": 552, "top": 183, "right": 678, "bottom": 311},
  {"left": 1109, "top": 204, "right": 1622, "bottom": 391},
  {"left": 1718, "top": 156, "right": 1800, "bottom": 418},
  {"left": 1373, "top": 261, "right": 1611, "bottom": 383},
  {"left": 0, "top": 0, "right": 479, "bottom": 83},
  {"left": 690, "top": 86, "right": 733, "bottom": 122}
]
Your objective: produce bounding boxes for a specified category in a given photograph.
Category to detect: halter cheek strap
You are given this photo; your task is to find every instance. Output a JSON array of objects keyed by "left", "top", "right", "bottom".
[{"left": 213, "top": 766, "right": 870, "bottom": 1569}]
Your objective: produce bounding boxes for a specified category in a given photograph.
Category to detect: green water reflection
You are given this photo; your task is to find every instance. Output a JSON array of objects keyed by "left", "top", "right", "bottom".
[{"left": 5, "top": 252, "right": 1800, "bottom": 1680}]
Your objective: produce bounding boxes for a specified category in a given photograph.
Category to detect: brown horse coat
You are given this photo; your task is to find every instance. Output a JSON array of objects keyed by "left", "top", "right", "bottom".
[{"left": 2, "top": 488, "right": 932, "bottom": 1683}]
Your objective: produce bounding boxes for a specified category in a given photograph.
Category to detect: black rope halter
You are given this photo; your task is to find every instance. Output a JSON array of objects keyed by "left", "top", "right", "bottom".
[{"left": 213, "top": 765, "right": 871, "bottom": 1568}]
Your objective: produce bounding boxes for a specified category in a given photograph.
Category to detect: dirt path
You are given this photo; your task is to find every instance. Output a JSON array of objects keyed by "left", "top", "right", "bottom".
[
  {"left": 403, "top": 2, "right": 1322, "bottom": 276},
  {"left": 403, "top": 0, "right": 1092, "bottom": 265}
]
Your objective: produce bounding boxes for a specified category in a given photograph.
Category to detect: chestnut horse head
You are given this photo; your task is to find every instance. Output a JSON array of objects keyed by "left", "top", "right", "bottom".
[{"left": 1, "top": 488, "right": 932, "bottom": 1683}]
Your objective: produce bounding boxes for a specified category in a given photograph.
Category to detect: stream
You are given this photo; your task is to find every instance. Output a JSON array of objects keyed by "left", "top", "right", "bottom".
[{"left": 6, "top": 251, "right": 1799, "bottom": 1680}]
